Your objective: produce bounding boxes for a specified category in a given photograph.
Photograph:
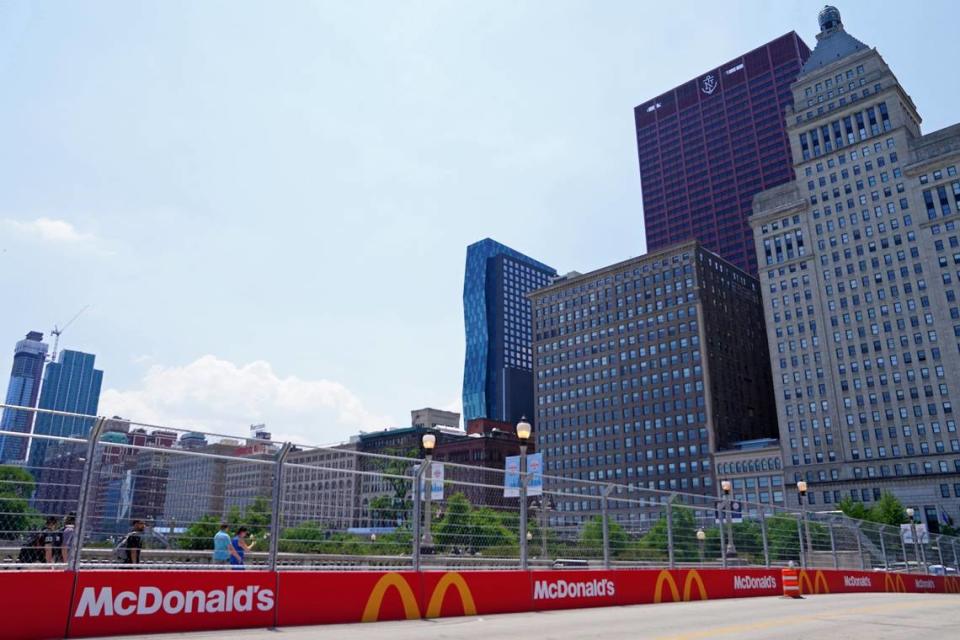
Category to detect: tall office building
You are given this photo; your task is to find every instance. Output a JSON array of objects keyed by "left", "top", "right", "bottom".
[
  {"left": 751, "top": 7, "right": 960, "bottom": 529},
  {"left": 28, "top": 350, "right": 103, "bottom": 473},
  {"left": 635, "top": 32, "right": 811, "bottom": 275},
  {"left": 0, "top": 331, "right": 49, "bottom": 463},
  {"left": 531, "top": 242, "right": 777, "bottom": 525},
  {"left": 462, "top": 238, "right": 557, "bottom": 426}
]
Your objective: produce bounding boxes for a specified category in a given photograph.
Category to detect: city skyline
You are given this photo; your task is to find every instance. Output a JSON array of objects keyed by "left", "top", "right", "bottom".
[{"left": 1, "top": 2, "right": 959, "bottom": 444}]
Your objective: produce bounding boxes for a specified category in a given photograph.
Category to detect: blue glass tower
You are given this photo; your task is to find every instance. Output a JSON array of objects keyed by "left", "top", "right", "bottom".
[
  {"left": 0, "top": 331, "right": 49, "bottom": 463},
  {"left": 28, "top": 349, "right": 103, "bottom": 471},
  {"left": 462, "top": 239, "right": 556, "bottom": 425}
]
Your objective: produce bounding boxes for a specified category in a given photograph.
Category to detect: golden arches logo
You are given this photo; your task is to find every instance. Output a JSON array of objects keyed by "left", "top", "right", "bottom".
[
  {"left": 883, "top": 573, "right": 907, "bottom": 593},
  {"left": 653, "top": 570, "right": 708, "bottom": 604},
  {"left": 944, "top": 576, "right": 960, "bottom": 594},
  {"left": 362, "top": 572, "right": 478, "bottom": 623},
  {"left": 798, "top": 570, "right": 830, "bottom": 595},
  {"left": 425, "top": 572, "right": 478, "bottom": 618}
]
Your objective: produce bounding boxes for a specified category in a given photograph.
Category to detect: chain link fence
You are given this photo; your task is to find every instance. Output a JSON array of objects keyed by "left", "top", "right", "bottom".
[{"left": 2, "top": 403, "right": 960, "bottom": 573}]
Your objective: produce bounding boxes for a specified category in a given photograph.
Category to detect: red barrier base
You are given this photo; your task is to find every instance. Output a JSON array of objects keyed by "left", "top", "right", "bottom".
[{"left": 2, "top": 567, "right": 957, "bottom": 639}]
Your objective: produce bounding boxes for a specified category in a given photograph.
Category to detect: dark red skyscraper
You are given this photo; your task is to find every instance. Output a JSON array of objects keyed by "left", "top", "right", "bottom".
[{"left": 635, "top": 32, "right": 811, "bottom": 275}]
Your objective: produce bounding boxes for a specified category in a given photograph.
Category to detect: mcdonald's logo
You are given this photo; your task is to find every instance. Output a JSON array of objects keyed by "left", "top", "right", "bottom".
[
  {"left": 942, "top": 576, "right": 959, "bottom": 594},
  {"left": 883, "top": 573, "right": 907, "bottom": 593},
  {"left": 425, "top": 573, "right": 478, "bottom": 618},
  {"left": 653, "top": 570, "right": 708, "bottom": 604},
  {"left": 361, "top": 573, "right": 478, "bottom": 623},
  {"left": 798, "top": 570, "right": 830, "bottom": 595}
]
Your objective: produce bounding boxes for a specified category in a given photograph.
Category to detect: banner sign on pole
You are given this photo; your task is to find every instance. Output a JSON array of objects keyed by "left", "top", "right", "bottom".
[
  {"left": 416, "top": 463, "right": 444, "bottom": 501},
  {"left": 504, "top": 455, "right": 520, "bottom": 498},
  {"left": 527, "top": 452, "right": 543, "bottom": 497}
]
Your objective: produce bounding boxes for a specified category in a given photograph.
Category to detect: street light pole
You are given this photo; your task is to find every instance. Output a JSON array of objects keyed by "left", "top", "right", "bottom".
[
  {"left": 721, "top": 480, "right": 736, "bottom": 558},
  {"left": 421, "top": 433, "right": 436, "bottom": 554},
  {"left": 797, "top": 480, "right": 812, "bottom": 564},
  {"left": 516, "top": 417, "right": 532, "bottom": 571},
  {"left": 906, "top": 507, "right": 920, "bottom": 573}
]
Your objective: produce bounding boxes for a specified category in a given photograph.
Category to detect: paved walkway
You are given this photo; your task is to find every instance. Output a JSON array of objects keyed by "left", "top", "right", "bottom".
[{"left": 97, "top": 593, "right": 959, "bottom": 640}]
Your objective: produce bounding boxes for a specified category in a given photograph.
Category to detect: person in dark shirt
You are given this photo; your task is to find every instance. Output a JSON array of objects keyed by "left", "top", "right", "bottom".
[
  {"left": 125, "top": 519, "right": 145, "bottom": 564},
  {"left": 41, "top": 516, "right": 63, "bottom": 564}
]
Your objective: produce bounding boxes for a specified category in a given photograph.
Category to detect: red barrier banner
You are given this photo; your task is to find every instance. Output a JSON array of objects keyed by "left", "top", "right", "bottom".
[
  {"left": 3, "top": 566, "right": 957, "bottom": 639},
  {"left": 0, "top": 571, "right": 74, "bottom": 640},
  {"left": 420, "top": 570, "right": 531, "bottom": 618},
  {"left": 67, "top": 571, "right": 276, "bottom": 638}
]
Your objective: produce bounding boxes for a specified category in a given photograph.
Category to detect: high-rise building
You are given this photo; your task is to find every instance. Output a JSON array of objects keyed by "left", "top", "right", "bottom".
[
  {"left": 530, "top": 241, "right": 777, "bottom": 525},
  {"left": 411, "top": 407, "right": 461, "bottom": 430},
  {"left": 751, "top": 7, "right": 960, "bottom": 530},
  {"left": 28, "top": 350, "right": 103, "bottom": 497},
  {"left": 462, "top": 238, "right": 557, "bottom": 426},
  {"left": 635, "top": 32, "right": 811, "bottom": 275},
  {"left": 0, "top": 331, "right": 49, "bottom": 463}
]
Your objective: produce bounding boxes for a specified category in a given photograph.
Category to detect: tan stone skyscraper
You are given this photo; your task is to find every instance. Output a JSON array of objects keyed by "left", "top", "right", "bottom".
[{"left": 752, "top": 6, "right": 960, "bottom": 529}]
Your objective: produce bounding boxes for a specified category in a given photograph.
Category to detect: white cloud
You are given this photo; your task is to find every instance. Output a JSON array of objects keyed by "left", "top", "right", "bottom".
[
  {"left": 100, "top": 355, "right": 392, "bottom": 445},
  {"left": 6, "top": 217, "right": 98, "bottom": 245}
]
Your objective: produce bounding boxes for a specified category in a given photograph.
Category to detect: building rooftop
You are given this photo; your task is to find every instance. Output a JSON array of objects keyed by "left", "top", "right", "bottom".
[{"left": 799, "top": 6, "right": 869, "bottom": 77}]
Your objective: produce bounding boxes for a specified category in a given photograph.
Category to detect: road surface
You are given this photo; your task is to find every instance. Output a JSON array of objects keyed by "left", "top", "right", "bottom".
[{"left": 95, "top": 593, "right": 958, "bottom": 640}]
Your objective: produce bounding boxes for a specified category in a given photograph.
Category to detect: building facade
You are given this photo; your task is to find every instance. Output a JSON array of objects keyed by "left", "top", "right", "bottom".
[
  {"left": 0, "top": 331, "right": 49, "bottom": 463},
  {"left": 462, "top": 238, "right": 557, "bottom": 426},
  {"left": 28, "top": 350, "right": 103, "bottom": 471},
  {"left": 635, "top": 32, "right": 811, "bottom": 276},
  {"left": 411, "top": 407, "right": 460, "bottom": 430},
  {"left": 713, "top": 439, "right": 786, "bottom": 517},
  {"left": 751, "top": 6, "right": 960, "bottom": 530},
  {"left": 530, "top": 242, "right": 777, "bottom": 526},
  {"left": 284, "top": 444, "right": 359, "bottom": 530}
]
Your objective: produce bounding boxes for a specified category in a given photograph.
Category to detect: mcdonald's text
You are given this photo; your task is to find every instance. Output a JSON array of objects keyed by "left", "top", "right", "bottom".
[
  {"left": 843, "top": 576, "right": 872, "bottom": 588},
  {"left": 733, "top": 575, "right": 777, "bottom": 591},
  {"left": 533, "top": 578, "right": 616, "bottom": 600}
]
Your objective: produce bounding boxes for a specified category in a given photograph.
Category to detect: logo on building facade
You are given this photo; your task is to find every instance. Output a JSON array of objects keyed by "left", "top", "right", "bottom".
[{"left": 701, "top": 74, "right": 718, "bottom": 95}]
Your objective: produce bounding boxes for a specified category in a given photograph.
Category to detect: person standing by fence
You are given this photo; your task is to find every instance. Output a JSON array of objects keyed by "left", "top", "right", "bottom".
[
  {"left": 213, "top": 523, "right": 239, "bottom": 566},
  {"left": 124, "top": 520, "right": 145, "bottom": 564},
  {"left": 60, "top": 513, "right": 76, "bottom": 564},
  {"left": 230, "top": 527, "right": 255, "bottom": 569}
]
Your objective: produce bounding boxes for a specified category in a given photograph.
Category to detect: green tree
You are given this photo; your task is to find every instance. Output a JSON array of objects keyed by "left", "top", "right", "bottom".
[
  {"left": 177, "top": 515, "right": 220, "bottom": 550},
  {"left": 434, "top": 492, "right": 472, "bottom": 550},
  {"left": 0, "top": 465, "right": 39, "bottom": 540},
  {"left": 765, "top": 514, "right": 803, "bottom": 561},
  {"left": 870, "top": 493, "right": 910, "bottom": 526},
  {"left": 579, "top": 515, "right": 628, "bottom": 558}
]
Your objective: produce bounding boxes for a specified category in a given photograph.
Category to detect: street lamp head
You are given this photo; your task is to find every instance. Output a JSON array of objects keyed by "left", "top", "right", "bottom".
[
  {"left": 421, "top": 433, "right": 436, "bottom": 451},
  {"left": 526, "top": 531, "right": 533, "bottom": 541},
  {"left": 696, "top": 528, "right": 706, "bottom": 542},
  {"left": 906, "top": 507, "right": 915, "bottom": 519},
  {"left": 370, "top": 533, "right": 377, "bottom": 542},
  {"left": 516, "top": 417, "right": 532, "bottom": 443},
  {"left": 721, "top": 479, "right": 732, "bottom": 495},
  {"left": 797, "top": 480, "right": 808, "bottom": 495}
]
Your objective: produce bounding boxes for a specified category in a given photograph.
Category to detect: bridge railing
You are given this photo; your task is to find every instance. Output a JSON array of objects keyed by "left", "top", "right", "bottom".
[{"left": 1, "top": 402, "right": 959, "bottom": 574}]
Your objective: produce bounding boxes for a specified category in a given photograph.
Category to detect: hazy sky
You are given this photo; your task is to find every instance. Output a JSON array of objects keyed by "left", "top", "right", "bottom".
[{"left": 1, "top": 1, "right": 957, "bottom": 444}]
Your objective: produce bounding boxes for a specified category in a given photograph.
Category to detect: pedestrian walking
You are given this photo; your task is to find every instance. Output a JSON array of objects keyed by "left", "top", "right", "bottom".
[
  {"left": 124, "top": 519, "right": 146, "bottom": 564},
  {"left": 230, "top": 527, "right": 255, "bottom": 569},
  {"left": 61, "top": 513, "right": 76, "bottom": 564},
  {"left": 213, "top": 523, "right": 240, "bottom": 566}
]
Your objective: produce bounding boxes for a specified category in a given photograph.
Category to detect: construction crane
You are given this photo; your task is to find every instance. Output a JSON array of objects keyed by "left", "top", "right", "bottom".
[{"left": 50, "top": 305, "right": 90, "bottom": 363}]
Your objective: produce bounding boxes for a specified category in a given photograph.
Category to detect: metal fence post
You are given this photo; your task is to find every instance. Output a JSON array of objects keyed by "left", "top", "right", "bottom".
[
  {"left": 854, "top": 524, "right": 865, "bottom": 570},
  {"left": 828, "top": 523, "right": 838, "bottom": 569},
  {"left": 666, "top": 494, "right": 676, "bottom": 570},
  {"left": 69, "top": 417, "right": 106, "bottom": 572},
  {"left": 267, "top": 443, "right": 291, "bottom": 572},
  {"left": 601, "top": 486, "right": 613, "bottom": 570},
  {"left": 879, "top": 525, "right": 888, "bottom": 570},
  {"left": 900, "top": 523, "right": 909, "bottom": 568},
  {"left": 936, "top": 535, "right": 944, "bottom": 569},
  {"left": 412, "top": 464, "right": 425, "bottom": 571},
  {"left": 797, "top": 517, "right": 806, "bottom": 569},
  {"left": 519, "top": 454, "right": 529, "bottom": 571},
  {"left": 718, "top": 499, "right": 727, "bottom": 569},
  {"left": 759, "top": 509, "right": 770, "bottom": 568}
]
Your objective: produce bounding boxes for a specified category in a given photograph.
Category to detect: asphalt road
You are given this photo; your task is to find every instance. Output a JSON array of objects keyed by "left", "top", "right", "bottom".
[{"left": 97, "top": 593, "right": 959, "bottom": 640}]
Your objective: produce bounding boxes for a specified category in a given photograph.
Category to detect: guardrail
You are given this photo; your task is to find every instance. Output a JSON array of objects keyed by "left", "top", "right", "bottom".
[{"left": 1, "top": 402, "right": 958, "bottom": 576}]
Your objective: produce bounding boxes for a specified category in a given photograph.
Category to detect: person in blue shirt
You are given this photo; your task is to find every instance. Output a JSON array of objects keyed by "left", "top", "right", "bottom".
[
  {"left": 212, "top": 523, "right": 238, "bottom": 566},
  {"left": 230, "top": 527, "right": 255, "bottom": 569}
]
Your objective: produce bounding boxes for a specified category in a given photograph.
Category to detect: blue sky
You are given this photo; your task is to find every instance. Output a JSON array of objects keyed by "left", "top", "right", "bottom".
[{"left": 1, "top": 1, "right": 957, "bottom": 443}]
